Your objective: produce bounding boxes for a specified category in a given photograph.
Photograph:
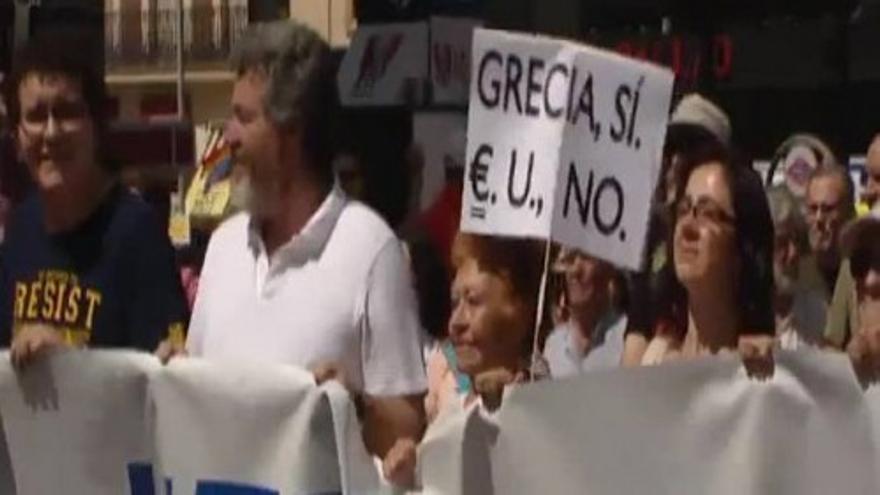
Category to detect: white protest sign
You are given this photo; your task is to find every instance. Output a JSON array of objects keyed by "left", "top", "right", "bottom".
[
  {"left": 419, "top": 351, "right": 880, "bottom": 494},
  {"left": 551, "top": 44, "right": 674, "bottom": 268},
  {"left": 462, "top": 30, "right": 577, "bottom": 240},
  {"left": 149, "top": 358, "right": 380, "bottom": 495},
  {"left": 0, "top": 350, "right": 159, "bottom": 495},
  {"left": 338, "top": 22, "right": 429, "bottom": 107},
  {"left": 462, "top": 29, "right": 674, "bottom": 269},
  {"left": 430, "top": 17, "right": 482, "bottom": 105}
]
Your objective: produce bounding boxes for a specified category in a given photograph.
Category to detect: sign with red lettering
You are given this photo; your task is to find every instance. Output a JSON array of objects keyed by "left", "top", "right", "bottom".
[{"left": 602, "top": 34, "right": 734, "bottom": 91}]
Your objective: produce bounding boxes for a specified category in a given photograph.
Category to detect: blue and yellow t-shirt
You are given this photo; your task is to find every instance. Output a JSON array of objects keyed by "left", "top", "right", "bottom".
[{"left": 0, "top": 186, "right": 188, "bottom": 350}]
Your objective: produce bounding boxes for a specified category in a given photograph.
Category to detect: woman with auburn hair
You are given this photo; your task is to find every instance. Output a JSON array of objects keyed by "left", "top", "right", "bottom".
[
  {"left": 383, "top": 232, "right": 547, "bottom": 488},
  {"left": 446, "top": 233, "right": 547, "bottom": 392}
]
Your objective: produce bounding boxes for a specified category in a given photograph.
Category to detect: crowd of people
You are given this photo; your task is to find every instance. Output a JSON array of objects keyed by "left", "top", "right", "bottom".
[{"left": 0, "top": 20, "right": 879, "bottom": 489}]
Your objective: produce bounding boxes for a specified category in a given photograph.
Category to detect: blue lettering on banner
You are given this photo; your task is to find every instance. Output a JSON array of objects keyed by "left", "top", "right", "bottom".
[
  {"left": 128, "top": 462, "right": 156, "bottom": 495},
  {"left": 194, "top": 481, "right": 278, "bottom": 495},
  {"left": 127, "top": 462, "right": 341, "bottom": 495}
]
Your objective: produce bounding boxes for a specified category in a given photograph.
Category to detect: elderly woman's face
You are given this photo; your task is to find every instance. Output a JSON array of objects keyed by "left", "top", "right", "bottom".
[
  {"left": 673, "top": 162, "right": 737, "bottom": 291},
  {"left": 448, "top": 258, "right": 529, "bottom": 377}
]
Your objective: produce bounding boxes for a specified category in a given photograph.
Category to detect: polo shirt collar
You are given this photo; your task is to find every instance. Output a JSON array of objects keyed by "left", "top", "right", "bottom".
[{"left": 247, "top": 183, "right": 348, "bottom": 263}]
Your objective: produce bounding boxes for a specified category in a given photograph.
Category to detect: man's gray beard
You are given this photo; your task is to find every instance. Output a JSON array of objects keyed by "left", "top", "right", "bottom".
[
  {"left": 229, "top": 174, "right": 254, "bottom": 214},
  {"left": 231, "top": 175, "right": 278, "bottom": 219}
]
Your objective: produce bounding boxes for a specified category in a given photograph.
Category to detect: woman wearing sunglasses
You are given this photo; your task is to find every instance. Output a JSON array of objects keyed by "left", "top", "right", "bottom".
[{"left": 641, "top": 150, "right": 775, "bottom": 365}]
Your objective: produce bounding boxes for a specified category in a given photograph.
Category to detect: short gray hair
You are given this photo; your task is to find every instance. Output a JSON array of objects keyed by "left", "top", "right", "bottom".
[{"left": 231, "top": 21, "right": 336, "bottom": 181}]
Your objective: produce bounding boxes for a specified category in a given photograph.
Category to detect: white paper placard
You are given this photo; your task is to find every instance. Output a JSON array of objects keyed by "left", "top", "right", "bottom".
[{"left": 461, "top": 29, "right": 674, "bottom": 269}]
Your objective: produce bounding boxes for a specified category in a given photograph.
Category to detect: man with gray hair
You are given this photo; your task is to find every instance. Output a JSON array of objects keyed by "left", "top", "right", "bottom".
[
  {"left": 803, "top": 164, "right": 856, "bottom": 294},
  {"left": 177, "top": 21, "right": 427, "bottom": 461},
  {"left": 767, "top": 186, "right": 826, "bottom": 349}
]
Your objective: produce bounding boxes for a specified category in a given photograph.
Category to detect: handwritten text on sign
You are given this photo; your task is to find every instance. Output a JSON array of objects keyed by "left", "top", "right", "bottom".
[{"left": 462, "top": 29, "right": 673, "bottom": 270}]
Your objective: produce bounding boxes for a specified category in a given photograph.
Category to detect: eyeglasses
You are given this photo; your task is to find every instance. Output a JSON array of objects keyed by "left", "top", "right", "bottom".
[
  {"left": 675, "top": 196, "right": 735, "bottom": 226},
  {"left": 19, "top": 101, "right": 89, "bottom": 136}
]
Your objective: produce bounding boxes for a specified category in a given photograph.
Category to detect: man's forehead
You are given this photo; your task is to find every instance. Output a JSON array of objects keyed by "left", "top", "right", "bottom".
[
  {"left": 235, "top": 68, "right": 269, "bottom": 87},
  {"left": 232, "top": 70, "right": 268, "bottom": 100},
  {"left": 807, "top": 174, "right": 846, "bottom": 198}
]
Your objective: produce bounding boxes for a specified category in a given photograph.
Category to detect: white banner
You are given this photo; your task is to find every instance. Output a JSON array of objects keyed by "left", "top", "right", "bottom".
[
  {"left": 338, "top": 22, "right": 429, "bottom": 107},
  {"left": 430, "top": 17, "right": 482, "bottom": 106},
  {"left": 150, "top": 358, "right": 380, "bottom": 495},
  {"left": 419, "top": 350, "right": 880, "bottom": 494},
  {"left": 6, "top": 350, "right": 880, "bottom": 493},
  {"left": 462, "top": 29, "right": 674, "bottom": 269},
  {"left": 462, "top": 30, "right": 575, "bottom": 240},
  {"left": 0, "top": 351, "right": 378, "bottom": 495},
  {"left": 0, "top": 350, "right": 158, "bottom": 495}
]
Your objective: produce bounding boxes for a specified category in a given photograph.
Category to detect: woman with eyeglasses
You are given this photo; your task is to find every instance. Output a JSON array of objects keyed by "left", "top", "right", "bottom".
[
  {"left": 0, "top": 31, "right": 188, "bottom": 367},
  {"left": 641, "top": 149, "right": 775, "bottom": 365}
]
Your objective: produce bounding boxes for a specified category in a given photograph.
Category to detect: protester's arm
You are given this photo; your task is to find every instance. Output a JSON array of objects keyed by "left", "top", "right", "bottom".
[
  {"left": 359, "top": 239, "right": 428, "bottom": 458},
  {"left": 126, "top": 209, "right": 189, "bottom": 353},
  {"left": 621, "top": 332, "right": 650, "bottom": 367},
  {"left": 362, "top": 394, "right": 425, "bottom": 459}
]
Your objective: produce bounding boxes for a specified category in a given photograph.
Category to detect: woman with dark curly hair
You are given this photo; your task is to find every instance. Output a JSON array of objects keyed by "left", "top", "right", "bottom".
[{"left": 641, "top": 151, "right": 775, "bottom": 364}]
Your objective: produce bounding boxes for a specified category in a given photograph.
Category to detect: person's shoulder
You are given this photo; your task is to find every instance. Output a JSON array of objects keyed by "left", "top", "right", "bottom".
[
  {"left": 337, "top": 201, "right": 396, "bottom": 237},
  {"left": 333, "top": 200, "right": 398, "bottom": 254},
  {"left": 211, "top": 211, "right": 250, "bottom": 240},
  {"left": 203, "top": 212, "right": 250, "bottom": 255},
  {"left": 544, "top": 323, "right": 570, "bottom": 353},
  {"left": 2, "top": 193, "right": 41, "bottom": 255},
  {"left": 109, "top": 189, "right": 160, "bottom": 226}
]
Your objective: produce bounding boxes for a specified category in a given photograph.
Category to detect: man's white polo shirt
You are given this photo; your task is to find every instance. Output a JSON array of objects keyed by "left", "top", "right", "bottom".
[{"left": 187, "top": 185, "right": 427, "bottom": 397}]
